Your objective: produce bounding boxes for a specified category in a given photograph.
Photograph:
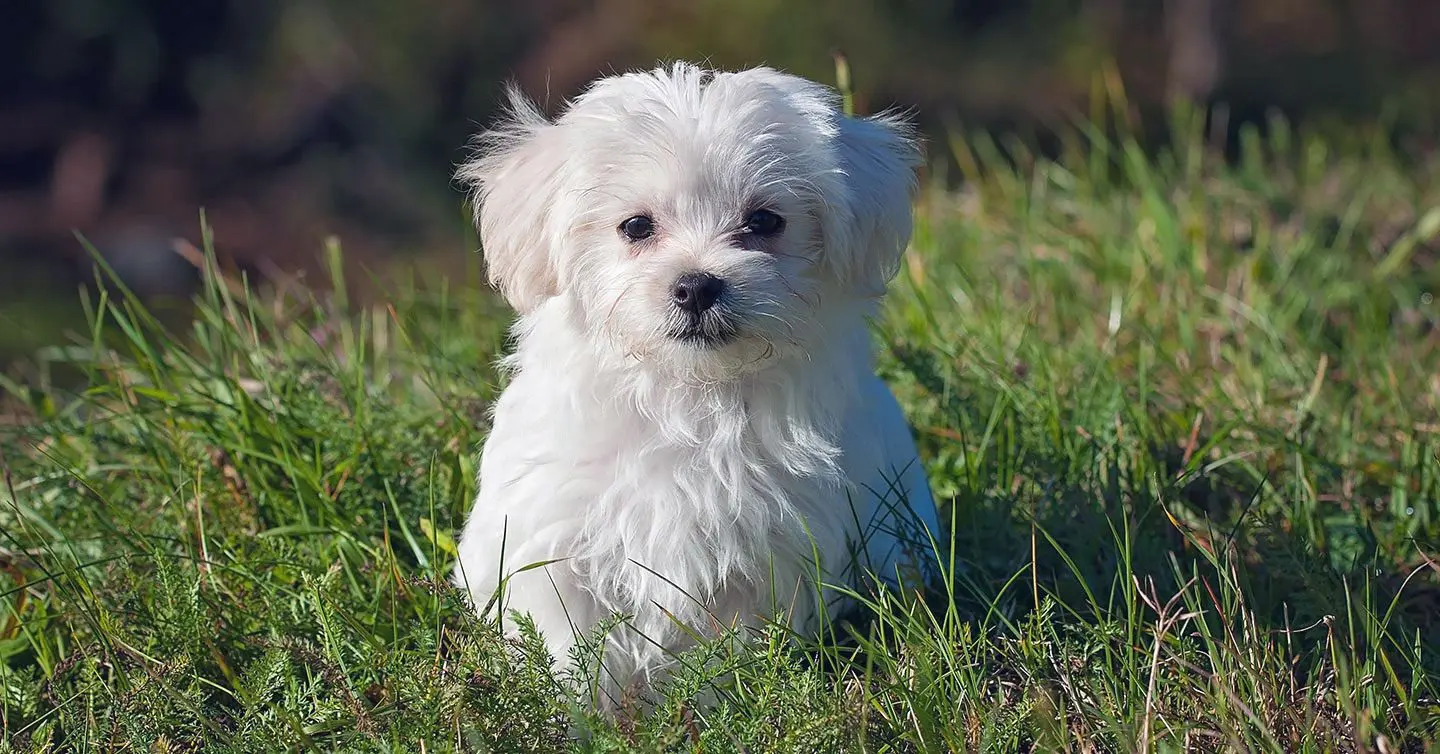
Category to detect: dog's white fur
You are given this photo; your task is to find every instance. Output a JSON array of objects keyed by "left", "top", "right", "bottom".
[{"left": 452, "top": 62, "right": 940, "bottom": 704}]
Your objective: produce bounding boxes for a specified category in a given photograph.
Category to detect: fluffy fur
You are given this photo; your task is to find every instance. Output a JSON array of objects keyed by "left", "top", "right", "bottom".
[{"left": 452, "top": 62, "right": 941, "bottom": 706}]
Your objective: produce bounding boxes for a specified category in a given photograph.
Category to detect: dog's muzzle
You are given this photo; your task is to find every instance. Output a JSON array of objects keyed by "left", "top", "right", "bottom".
[{"left": 668, "top": 271, "right": 738, "bottom": 347}]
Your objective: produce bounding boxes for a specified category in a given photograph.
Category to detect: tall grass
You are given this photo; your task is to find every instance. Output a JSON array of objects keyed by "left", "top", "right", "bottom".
[{"left": 2, "top": 95, "right": 1438, "bottom": 751}]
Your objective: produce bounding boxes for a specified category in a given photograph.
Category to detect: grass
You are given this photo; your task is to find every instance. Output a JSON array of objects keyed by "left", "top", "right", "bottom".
[{"left": 2, "top": 97, "right": 1440, "bottom": 752}]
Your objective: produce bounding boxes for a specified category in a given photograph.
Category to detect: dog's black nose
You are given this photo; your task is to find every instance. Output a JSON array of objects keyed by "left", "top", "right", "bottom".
[{"left": 670, "top": 272, "right": 725, "bottom": 315}]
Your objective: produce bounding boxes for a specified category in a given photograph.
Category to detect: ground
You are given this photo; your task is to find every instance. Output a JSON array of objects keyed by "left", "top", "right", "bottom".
[{"left": 2, "top": 101, "right": 1438, "bottom": 752}]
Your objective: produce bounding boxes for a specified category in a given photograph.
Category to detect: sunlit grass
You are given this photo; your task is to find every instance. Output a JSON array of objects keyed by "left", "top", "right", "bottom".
[{"left": 2, "top": 98, "right": 1438, "bottom": 751}]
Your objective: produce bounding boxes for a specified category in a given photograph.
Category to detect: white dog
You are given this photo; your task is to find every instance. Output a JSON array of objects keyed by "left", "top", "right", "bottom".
[{"left": 452, "top": 62, "right": 941, "bottom": 706}]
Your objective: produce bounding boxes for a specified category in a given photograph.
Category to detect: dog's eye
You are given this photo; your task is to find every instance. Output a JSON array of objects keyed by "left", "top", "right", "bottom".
[
  {"left": 743, "top": 209, "right": 785, "bottom": 236},
  {"left": 619, "top": 215, "right": 656, "bottom": 241}
]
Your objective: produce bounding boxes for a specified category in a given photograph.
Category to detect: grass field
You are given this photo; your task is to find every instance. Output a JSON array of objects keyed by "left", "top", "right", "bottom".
[{"left": 2, "top": 96, "right": 1439, "bottom": 752}]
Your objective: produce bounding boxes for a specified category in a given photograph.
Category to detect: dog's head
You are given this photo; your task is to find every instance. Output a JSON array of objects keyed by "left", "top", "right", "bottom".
[{"left": 458, "top": 63, "right": 920, "bottom": 378}]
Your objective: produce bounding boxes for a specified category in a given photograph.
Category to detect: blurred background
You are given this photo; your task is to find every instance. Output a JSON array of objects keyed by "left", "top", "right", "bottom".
[{"left": 3, "top": 0, "right": 1440, "bottom": 364}]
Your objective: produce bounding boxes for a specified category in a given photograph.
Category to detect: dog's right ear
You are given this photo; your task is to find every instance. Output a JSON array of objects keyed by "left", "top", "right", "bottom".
[{"left": 456, "top": 88, "right": 570, "bottom": 313}]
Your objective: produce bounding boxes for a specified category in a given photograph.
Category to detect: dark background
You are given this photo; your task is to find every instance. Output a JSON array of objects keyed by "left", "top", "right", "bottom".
[{"left": 3, "top": 0, "right": 1439, "bottom": 360}]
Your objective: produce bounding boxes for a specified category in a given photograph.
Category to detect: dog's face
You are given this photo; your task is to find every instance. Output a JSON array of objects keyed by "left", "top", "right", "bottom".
[{"left": 459, "top": 63, "right": 920, "bottom": 379}]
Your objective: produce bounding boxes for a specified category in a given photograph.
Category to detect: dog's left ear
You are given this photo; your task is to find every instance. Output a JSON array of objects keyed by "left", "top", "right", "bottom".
[
  {"left": 456, "top": 88, "right": 572, "bottom": 314},
  {"left": 825, "top": 113, "right": 922, "bottom": 298}
]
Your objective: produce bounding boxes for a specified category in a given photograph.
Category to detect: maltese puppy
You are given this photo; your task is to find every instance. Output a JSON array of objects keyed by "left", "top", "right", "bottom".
[{"left": 452, "top": 62, "right": 941, "bottom": 705}]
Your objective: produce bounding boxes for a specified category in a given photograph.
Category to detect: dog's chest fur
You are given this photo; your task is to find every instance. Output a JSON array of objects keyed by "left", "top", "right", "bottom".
[
  {"left": 481, "top": 315, "right": 865, "bottom": 631},
  {"left": 579, "top": 375, "right": 848, "bottom": 618}
]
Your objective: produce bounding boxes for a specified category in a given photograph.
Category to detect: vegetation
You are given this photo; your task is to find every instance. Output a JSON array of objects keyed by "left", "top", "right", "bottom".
[{"left": 2, "top": 89, "right": 1439, "bottom": 750}]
